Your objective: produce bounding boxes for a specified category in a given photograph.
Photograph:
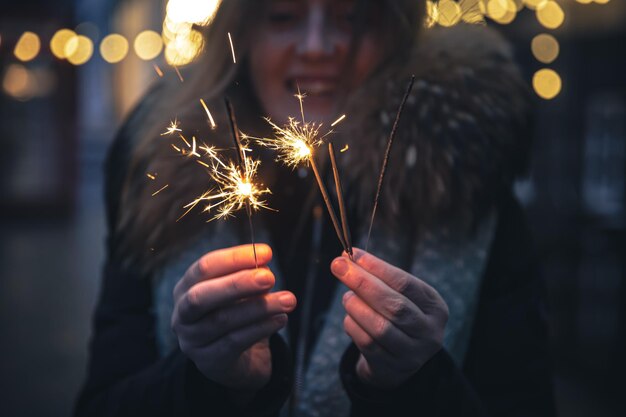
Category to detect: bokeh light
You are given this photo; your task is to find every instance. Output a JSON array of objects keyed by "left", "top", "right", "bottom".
[
  {"left": 487, "top": 0, "right": 518, "bottom": 25},
  {"left": 532, "top": 33, "right": 560, "bottom": 64},
  {"left": 99, "top": 34, "right": 129, "bottom": 63},
  {"left": 437, "top": 0, "right": 462, "bottom": 27},
  {"left": 164, "top": 28, "right": 204, "bottom": 66},
  {"left": 134, "top": 30, "right": 163, "bottom": 60},
  {"left": 524, "top": 0, "right": 548, "bottom": 9},
  {"left": 166, "top": 0, "right": 222, "bottom": 26},
  {"left": 460, "top": 0, "right": 486, "bottom": 24},
  {"left": 533, "top": 68, "right": 562, "bottom": 100},
  {"left": 66, "top": 35, "right": 94, "bottom": 66},
  {"left": 3, "top": 64, "right": 33, "bottom": 100},
  {"left": 14, "top": 32, "right": 41, "bottom": 62},
  {"left": 50, "top": 29, "right": 77, "bottom": 59},
  {"left": 536, "top": 1, "right": 565, "bottom": 30}
]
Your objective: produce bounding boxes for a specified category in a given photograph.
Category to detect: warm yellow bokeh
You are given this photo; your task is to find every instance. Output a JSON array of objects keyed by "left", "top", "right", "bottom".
[
  {"left": 437, "top": 0, "right": 462, "bottom": 27},
  {"left": 524, "top": 0, "right": 548, "bottom": 9},
  {"left": 50, "top": 29, "right": 78, "bottom": 59},
  {"left": 575, "top": 0, "right": 593, "bottom": 4},
  {"left": 164, "top": 29, "right": 204, "bottom": 66},
  {"left": 166, "top": 0, "right": 222, "bottom": 26},
  {"left": 531, "top": 34, "right": 560, "bottom": 64},
  {"left": 536, "top": 1, "right": 565, "bottom": 30},
  {"left": 14, "top": 32, "right": 41, "bottom": 62},
  {"left": 100, "top": 34, "right": 129, "bottom": 63},
  {"left": 488, "top": 0, "right": 517, "bottom": 24},
  {"left": 3, "top": 64, "right": 34, "bottom": 100},
  {"left": 134, "top": 30, "right": 164, "bottom": 60},
  {"left": 533, "top": 68, "right": 562, "bottom": 100},
  {"left": 66, "top": 35, "right": 94, "bottom": 66}
]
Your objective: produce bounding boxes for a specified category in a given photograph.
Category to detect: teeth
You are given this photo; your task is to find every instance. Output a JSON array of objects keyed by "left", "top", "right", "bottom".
[{"left": 291, "top": 80, "right": 335, "bottom": 96}]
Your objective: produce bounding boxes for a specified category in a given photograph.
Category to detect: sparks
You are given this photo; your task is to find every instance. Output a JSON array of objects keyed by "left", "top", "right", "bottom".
[
  {"left": 340, "top": 144, "right": 349, "bottom": 153},
  {"left": 174, "top": 66, "right": 184, "bottom": 82},
  {"left": 247, "top": 90, "right": 337, "bottom": 168},
  {"left": 146, "top": 173, "right": 157, "bottom": 180},
  {"left": 179, "top": 151, "right": 272, "bottom": 222},
  {"left": 153, "top": 63, "right": 164, "bottom": 78},
  {"left": 152, "top": 184, "right": 169, "bottom": 196},
  {"left": 161, "top": 119, "right": 182, "bottom": 136},
  {"left": 200, "top": 98, "right": 217, "bottom": 129},
  {"left": 331, "top": 114, "right": 346, "bottom": 127},
  {"left": 166, "top": 120, "right": 272, "bottom": 223},
  {"left": 228, "top": 32, "right": 236, "bottom": 64}
]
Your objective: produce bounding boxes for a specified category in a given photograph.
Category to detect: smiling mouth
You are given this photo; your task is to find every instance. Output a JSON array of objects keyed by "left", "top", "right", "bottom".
[{"left": 287, "top": 78, "right": 338, "bottom": 97}]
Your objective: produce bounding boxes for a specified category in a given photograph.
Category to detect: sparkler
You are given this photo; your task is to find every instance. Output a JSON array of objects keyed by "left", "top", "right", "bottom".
[
  {"left": 161, "top": 115, "right": 272, "bottom": 266},
  {"left": 365, "top": 75, "right": 415, "bottom": 252},
  {"left": 329, "top": 142, "right": 353, "bottom": 258},
  {"left": 249, "top": 89, "right": 350, "bottom": 255},
  {"left": 225, "top": 97, "right": 261, "bottom": 267}
]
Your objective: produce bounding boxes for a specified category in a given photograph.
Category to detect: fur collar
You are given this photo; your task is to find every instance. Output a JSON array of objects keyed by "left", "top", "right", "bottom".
[{"left": 108, "top": 24, "right": 530, "bottom": 274}]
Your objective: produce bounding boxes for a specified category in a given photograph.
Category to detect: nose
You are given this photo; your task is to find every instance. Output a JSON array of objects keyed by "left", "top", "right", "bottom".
[{"left": 296, "top": 7, "right": 335, "bottom": 59}]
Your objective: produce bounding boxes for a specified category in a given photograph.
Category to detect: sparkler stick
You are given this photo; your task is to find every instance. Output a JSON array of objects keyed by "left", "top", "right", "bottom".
[
  {"left": 309, "top": 152, "right": 349, "bottom": 255},
  {"left": 328, "top": 142, "right": 353, "bottom": 259},
  {"left": 225, "top": 98, "right": 259, "bottom": 268},
  {"left": 365, "top": 75, "right": 415, "bottom": 252}
]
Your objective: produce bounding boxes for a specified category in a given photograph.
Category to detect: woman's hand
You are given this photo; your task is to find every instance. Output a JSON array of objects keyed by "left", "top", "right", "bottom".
[
  {"left": 331, "top": 248, "right": 449, "bottom": 389},
  {"left": 171, "top": 244, "right": 296, "bottom": 392}
]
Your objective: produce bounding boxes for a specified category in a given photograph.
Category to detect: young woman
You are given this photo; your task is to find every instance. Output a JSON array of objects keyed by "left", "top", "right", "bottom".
[{"left": 76, "top": 1, "right": 555, "bottom": 416}]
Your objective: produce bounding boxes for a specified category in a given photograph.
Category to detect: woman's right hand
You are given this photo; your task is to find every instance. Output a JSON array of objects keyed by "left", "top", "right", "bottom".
[{"left": 171, "top": 244, "right": 296, "bottom": 392}]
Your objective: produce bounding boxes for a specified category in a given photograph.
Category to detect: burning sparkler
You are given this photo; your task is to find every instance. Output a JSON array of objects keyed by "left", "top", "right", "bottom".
[
  {"left": 160, "top": 117, "right": 271, "bottom": 225},
  {"left": 247, "top": 89, "right": 351, "bottom": 256},
  {"left": 161, "top": 100, "right": 271, "bottom": 267}
]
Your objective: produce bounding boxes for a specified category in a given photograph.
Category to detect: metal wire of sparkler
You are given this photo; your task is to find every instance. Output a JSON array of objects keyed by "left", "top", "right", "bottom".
[{"left": 364, "top": 75, "right": 415, "bottom": 252}]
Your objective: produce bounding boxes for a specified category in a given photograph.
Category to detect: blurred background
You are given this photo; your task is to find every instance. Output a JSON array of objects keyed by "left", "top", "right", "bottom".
[{"left": 0, "top": 1, "right": 624, "bottom": 416}]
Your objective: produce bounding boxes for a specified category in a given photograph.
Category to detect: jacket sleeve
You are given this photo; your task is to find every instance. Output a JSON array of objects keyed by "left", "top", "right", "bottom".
[
  {"left": 339, "top": 195, "right": 555, "bottom": 417},
  {"left": 74, "top": 260, "right": 292, "bottom": 417},
  {"left": 340, "top": 344, "right": 487, "bottom": 416}
]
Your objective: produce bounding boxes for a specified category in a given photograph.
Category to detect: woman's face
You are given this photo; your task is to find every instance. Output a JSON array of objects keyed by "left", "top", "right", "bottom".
[{"left": 248, "top": 0, "right": 384, "bottom": 125}]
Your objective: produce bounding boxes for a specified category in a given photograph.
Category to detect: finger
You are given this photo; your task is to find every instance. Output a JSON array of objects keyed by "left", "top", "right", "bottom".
[
  {"left": 331, "top": 257, "right": 424, "bottom": 333},
  {"left": 347, "top": 248, "right": 443, "bottom": 310},
  {"left": 343, "top": 315, "right": 399, "bottom": 373},
  {"left": 176, "top": 268, "right": 276, "bottom": 323},
  {"left": 343, "top": 291, "right": 416, "bottom": 354},
  {"left": 204, "top": 313, "right": 288, "bottom": 361},
  {"left": 177, "top": 291, "right": 296, "bottom": 346},
  {"left": 177, "top": 244, "right": 272, "bottom": 295}
]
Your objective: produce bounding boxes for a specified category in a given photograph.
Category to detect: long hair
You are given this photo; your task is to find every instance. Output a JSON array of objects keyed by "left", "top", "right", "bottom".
[{"left": 109, "top": 0, "right": 427, "bottom": 273}]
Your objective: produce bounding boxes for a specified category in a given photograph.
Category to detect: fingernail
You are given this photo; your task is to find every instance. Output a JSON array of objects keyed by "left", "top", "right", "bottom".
[
  {"left": 331, "top": 258, "right": 349, "bottom": 277},
  {"left": 342, "top": 291, "right": 354, "bottom": 305},
  {"left": 274, "top": 313, "right": 288, "bottom": 325},
  {"left": 279, "top": 293, "right": 296, "bottom": 309},
  {"left": 255, "top": 270, "right": 272, "bottom": 288}
]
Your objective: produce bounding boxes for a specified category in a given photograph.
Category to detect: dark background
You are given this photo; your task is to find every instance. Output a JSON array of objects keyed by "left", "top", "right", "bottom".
[{"left": 0, "top": 1, "right": 624, "bottom": 416}]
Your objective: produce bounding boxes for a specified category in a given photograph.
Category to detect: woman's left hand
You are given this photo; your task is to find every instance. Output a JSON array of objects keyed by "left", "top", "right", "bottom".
[{"left": 331, "top": 248, "right": 449, "bottom": 389}]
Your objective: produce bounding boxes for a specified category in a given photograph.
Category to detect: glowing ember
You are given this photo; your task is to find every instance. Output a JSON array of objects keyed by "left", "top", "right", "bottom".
[
  {"left": 161, "top": 119, "right": 182, "bottom": 135},
  {"left": 247, "top": 88, "right": 341, "bottom": 168},
  {"left": 162, "top": 117, "right": 272, "bottom": 222}
]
